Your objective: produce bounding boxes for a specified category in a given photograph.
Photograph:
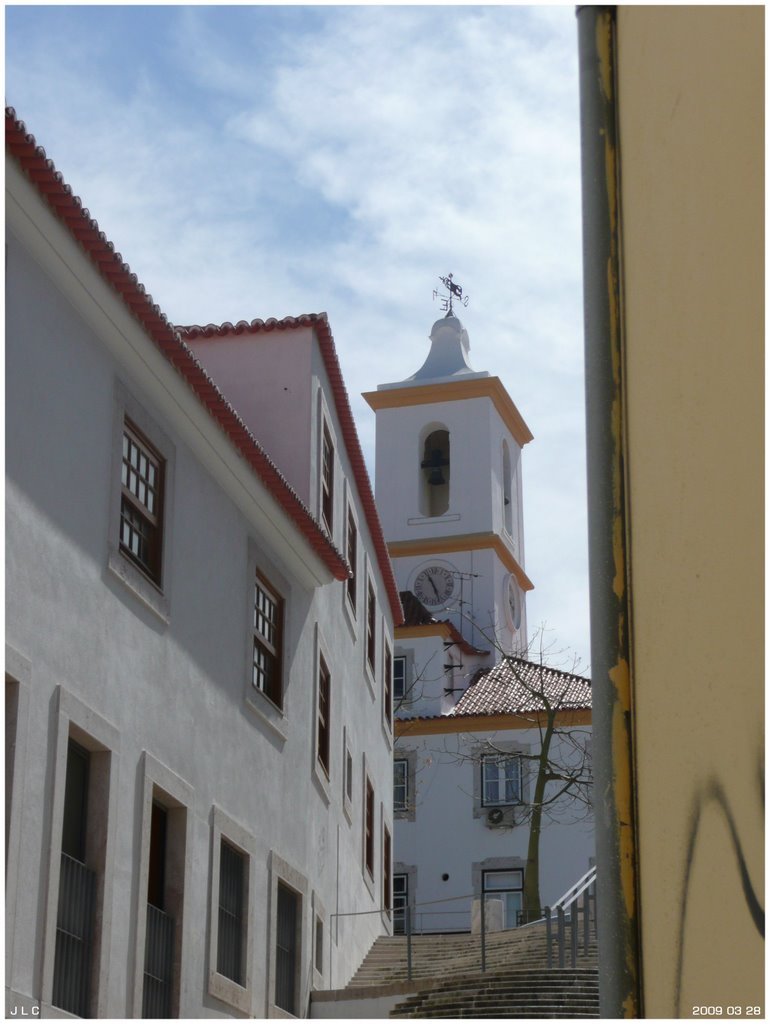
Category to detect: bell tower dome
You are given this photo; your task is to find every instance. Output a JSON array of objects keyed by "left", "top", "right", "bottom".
[{"left": 363, "top": 302, "right": 534, "bottom": 654}]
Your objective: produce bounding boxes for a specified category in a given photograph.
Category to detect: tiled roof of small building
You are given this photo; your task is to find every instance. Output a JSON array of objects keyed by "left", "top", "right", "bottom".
[
  {"left": 397, "top": 591, "right": 488, "bottom": 656},
  {"left": 399, "top": 591, "right": 439, "bottom": 626},
  {"left": 448, "top": 656, "right": 591, "bottom": 717}
]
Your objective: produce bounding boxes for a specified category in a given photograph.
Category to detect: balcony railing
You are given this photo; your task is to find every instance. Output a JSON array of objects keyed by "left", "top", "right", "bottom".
[
  {"left": 143, "top": 903, "right": 175, "bottom": 1018},
  {"left": 52, "top": 852, "right": 96, "bottom": 1017}
]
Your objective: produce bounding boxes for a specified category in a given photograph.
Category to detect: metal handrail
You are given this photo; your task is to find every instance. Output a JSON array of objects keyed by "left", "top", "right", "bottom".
[
  {"left": 545, "top": 867, "right": 597, "bottom": 970},
  {"left": 552, "top": 865, "right": 597, "bottom": 911}
]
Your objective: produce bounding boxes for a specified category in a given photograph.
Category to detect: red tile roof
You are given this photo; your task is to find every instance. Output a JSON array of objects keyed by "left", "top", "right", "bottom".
[
  {"left": 178, "top": 318, "right": 402, "bottom": 622},
  {"left": 6, "top": 107, "right": 401, "bottom": 621},
  {"left": 449, "top": 657, "right": 591, "bottom": 717}
]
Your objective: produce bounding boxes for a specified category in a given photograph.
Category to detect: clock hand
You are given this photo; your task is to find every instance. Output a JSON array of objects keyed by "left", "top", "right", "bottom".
[{"left": 428, "top": 576, "right": 440, "bottom": 600}]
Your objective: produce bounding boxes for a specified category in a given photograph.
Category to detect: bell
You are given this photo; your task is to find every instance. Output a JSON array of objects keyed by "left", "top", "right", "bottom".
[{"left": 428, "top": 467, "right": 446, "bottom": 487}]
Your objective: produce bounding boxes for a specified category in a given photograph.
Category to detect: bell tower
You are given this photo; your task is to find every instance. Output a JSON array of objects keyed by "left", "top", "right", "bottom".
[{"left": 363, "top": 287, "right": 534, "bottom": 655}]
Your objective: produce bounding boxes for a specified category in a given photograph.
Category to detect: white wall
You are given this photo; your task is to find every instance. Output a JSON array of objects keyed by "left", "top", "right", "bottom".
[
  {"left": 5, "top": 211, "right": 393, "bottom": 1016},
  {"left": 394, "top": 727, "right": 594, "bottom": 931}
]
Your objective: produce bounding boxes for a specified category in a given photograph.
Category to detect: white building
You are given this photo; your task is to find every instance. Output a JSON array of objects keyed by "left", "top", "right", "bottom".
[
  {"left": 364, "top": 307, "right": 594, "bottom": 933},
  {"left": 5, "top": 108, "right": 400, "bottom": 1018}
]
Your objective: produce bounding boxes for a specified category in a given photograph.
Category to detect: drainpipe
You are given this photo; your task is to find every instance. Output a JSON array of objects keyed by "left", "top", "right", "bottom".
[{"left": 576, "top": 6, "right": 641, "bottom": 1018}]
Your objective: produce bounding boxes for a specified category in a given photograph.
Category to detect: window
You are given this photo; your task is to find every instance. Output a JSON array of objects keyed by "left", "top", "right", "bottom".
[
  {"left": 135, "top": 754, "right": 191, "bottom": 1021},
  {"left": 482, "top": 755, "right": 522, "bottom": 806},
  {"left": 393, "top": 874, "right": 408, "bottom": 935},
  {"left": 252, "top": 572, "right": 284, "bottom": 709},
  {"left": 383, "top": 643, "right": 393, "bottom": 729},
  {"left": 393, "top": 656, "right": 407, "bottom": 702},
  {"left": 394, "top": 759, "right": 408, "bottom": 812},
  {"left": 419, "top": 427, "right": 450, "bottom": 517},
  {"left": 346, "top": 507, "right": 357, "bottom": 610},
  {"left": 53, "top": 740, "right": 96, "bottom": 1017},
  {"left": 344, "top": 744, "right": 353, "bottom": 806},
  {"left": 366, "top": 581, "right": 376, "bottom": 674},
  {"left": 502, "top": 440, "right": 513, "bottom": 535},
  {"left": 383, "top": 826, "right": 392, "bottom": 920},
  {"left": 364, "top": 777, "right": 375, "bottom": 878},
  {"left": 317, "top": 655, "right": 331, "bottom": 776},
  {"left": 321, "top": 422, "right": 334, "bottom": 534},
  {"left": 120, "top": 420, "right": 165, "bottom": 584},
  {"left": 314, "top": 916, "right": 323, "bottom": 974},
  {"left": 275, "top": 883, "right": 300, "bottom": 1014},
  {"left": 143, "top": 803, "right": 175, "bottom": 1018},
  {"left": 217, "top": 840, "right": 246, "bottom": 986},
  {"left": 483, "top": 869, "right": 523, "bottom": 929}
]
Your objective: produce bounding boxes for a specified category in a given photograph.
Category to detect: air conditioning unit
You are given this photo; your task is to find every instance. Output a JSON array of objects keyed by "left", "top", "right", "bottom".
[{"left": 486, "top": 808, "right": 505, "bottom": 827}]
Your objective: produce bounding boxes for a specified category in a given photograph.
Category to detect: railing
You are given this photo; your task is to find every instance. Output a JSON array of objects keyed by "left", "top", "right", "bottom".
[
  {"left": 52, "top": 852, "right": 96, "bottom": 1017},
  {"left": 544, "top": 866, "right": 597, "bottom": 969},
  {"left": 142, "top": 903, "right": 175, "bottom": 1018}
]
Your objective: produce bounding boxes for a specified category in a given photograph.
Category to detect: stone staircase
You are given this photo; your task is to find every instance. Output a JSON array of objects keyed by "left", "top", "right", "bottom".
[
  {"left": 390, "top": 968, "right": 599, "bottom": 1018},
  {"left": 339, "top": 921, "right": 599, "bottom": 1018}
]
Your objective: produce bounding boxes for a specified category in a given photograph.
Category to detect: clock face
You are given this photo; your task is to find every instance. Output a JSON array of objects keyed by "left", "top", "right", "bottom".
[
  {"left": 507, "top": 576, "right": 522, "bottom": 630},
  {"left": 414, "top": 564, "right": 456, "bottom": 608}
]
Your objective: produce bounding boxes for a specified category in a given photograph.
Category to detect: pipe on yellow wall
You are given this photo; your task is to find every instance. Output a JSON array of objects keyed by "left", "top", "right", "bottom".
[{"left": 576, "top": 5, "right": 641, "bottom": 1017}]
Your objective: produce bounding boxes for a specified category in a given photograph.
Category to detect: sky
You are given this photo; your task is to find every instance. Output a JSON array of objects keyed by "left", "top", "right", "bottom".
[{"left": 5, "top": 4, "right": 591, "bottom": 668}]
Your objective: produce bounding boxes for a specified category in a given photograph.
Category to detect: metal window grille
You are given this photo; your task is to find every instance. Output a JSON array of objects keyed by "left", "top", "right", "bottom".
[
  {"left": 143, "top": 903, "right": 175, "bottom": 1018},
  {"left": 52, "top": 852, "right": 96, "bottom": 1017},
  {"left": 393, "top": 759, "right": 408, "bottom": 811},
  {"left": 346, "top": 508, "right": 357, "bottom": 607},
  {"left": 317, "top": 656, "right": 331, "bottom": 775},
  {"left": 120, "top": 421, "right": 164, "bottom": 583},
  {"left": 275, "top": 884, "right": 299, "bottom": 1014},
  {"left": 253, "top": 574, "right": 283, "bottom": 707},
  {"left": 217, "top": 841, "right": 245, "bottom": 985}
]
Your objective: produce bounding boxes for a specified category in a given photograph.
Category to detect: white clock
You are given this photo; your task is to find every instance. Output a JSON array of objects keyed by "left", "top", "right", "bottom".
[
  {"left": 506, "top": 575, "right": 522, "bottom": 630},
  {"left": 413, "top": 563, "right": 456, "bottom": 609}
]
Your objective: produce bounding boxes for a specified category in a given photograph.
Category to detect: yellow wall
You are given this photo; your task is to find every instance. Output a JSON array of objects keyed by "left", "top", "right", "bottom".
[{"left": 616, "top": 7, "right": 764, "bottom": 1016}]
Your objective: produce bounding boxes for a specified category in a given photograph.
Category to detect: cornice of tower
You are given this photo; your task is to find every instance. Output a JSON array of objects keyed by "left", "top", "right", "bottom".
[
  {"left": 386, "top": 532, "right": 534, "bottom": 592},
  {"left": 362, "top": 376, "right": 534, "bottom": 449}
]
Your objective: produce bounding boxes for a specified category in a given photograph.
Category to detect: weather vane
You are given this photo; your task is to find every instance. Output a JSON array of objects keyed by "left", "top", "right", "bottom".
[{"left": 433, "top": 273, "right": 470, "bottom": 316}]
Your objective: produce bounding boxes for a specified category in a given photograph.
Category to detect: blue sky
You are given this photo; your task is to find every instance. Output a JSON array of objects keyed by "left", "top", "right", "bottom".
[{"left": 6, "top": 4, "right": 590, "bottom": 667}]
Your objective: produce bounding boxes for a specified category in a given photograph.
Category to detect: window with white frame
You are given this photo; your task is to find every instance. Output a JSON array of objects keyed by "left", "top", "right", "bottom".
[
  {"left": 481, "top": 755, "right": 522, "bottom": 806},
  {"left": 383, "top": 642, "right": 393, "bottom": 729},
  {"left": 393, "top": 759, "right": 408, "bottom": 812},
  {"left": 393, "top": 655, "right": 407, "bottom": 702}
]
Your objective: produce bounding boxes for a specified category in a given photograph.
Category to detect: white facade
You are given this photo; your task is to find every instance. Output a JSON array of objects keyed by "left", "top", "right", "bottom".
[
  {"left": 5, "top": 117, "right": 397, "bottom": 1019},
  {"left": 367, "top": 310, "right": 594, "bottom": 932}
]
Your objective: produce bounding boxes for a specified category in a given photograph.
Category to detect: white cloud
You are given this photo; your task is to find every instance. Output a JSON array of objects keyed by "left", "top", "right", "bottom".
[{"left": 6, "top": 4, "right": 590, "bottom": 664}]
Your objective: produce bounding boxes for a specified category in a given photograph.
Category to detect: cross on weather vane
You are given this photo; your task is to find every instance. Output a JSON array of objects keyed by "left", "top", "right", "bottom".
[{"left": 433, "top": 273, "right": 470, "bottom": 316}]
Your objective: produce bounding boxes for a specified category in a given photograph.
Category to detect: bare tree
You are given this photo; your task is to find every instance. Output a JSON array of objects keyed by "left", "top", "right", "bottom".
[{"left": 418, "top": 627, "right": 592, "bottom": 925}]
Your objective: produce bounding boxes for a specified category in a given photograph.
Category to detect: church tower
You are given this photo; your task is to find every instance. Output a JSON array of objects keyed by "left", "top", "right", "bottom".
[{"left": 363, "top": 298, "right": 534, "bottom": 661}]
